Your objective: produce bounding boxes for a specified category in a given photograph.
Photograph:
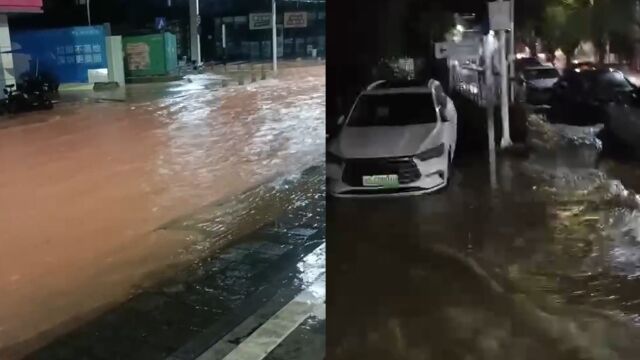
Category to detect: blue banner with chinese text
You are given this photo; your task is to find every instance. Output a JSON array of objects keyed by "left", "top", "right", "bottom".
[{"left": 11, "top": 25, "right": 108, "bottom": 83}]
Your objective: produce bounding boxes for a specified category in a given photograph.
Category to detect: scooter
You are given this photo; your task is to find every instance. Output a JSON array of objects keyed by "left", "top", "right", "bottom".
[{"left": 3, "top": 75, "right": 54, "bottom": 114}]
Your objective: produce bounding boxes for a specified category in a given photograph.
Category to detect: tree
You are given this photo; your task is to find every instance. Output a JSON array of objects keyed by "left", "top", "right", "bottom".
[{"left": 534, "top": 0, "right": 636, "bottom": 62}]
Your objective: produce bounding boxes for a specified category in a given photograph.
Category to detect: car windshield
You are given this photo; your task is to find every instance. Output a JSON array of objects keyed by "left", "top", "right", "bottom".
[
  {"left": 524, "top": 68, "right": 559, "bottom": 80},
  {"left": 347, "top": 93, "right": 437, "bottom": 127}
]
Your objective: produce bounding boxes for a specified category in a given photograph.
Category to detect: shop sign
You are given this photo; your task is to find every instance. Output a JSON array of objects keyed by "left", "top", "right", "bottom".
[
  {"left": 249, "top": 13, "right": 272, "bottom": 30},
  {"left": 284, "top": 12, "right": 307, "bottom": 28}
]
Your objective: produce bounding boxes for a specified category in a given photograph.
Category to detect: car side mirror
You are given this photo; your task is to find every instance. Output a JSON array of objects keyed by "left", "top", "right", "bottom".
[{"left": 337, "top": 115, "right": 346, "bottom": 126}]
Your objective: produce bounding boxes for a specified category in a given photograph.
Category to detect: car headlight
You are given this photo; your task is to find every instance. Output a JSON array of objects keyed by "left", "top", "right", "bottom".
[
  {"left": 327, "top": 151, "right": 343, "bottom": 165},
  {"left": 415, "top": 143, "right": 445, "bottom": 161}
]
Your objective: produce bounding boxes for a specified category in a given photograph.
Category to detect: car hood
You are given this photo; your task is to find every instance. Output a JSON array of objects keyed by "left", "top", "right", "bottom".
[
  {"left": 527, "top": 78, "right": 558, "bottom": 89},
  {"left": 329, "top": 124, "right": 439, "bottom": 159}
]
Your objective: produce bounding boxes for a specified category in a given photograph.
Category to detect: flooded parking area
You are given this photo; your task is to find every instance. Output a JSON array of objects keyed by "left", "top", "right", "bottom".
[
  {"left": 0, "top": 66, "right": 325, "bottom": 357},
  {"left": 328, "top": 113, "right": 640, "bottom": 359}
]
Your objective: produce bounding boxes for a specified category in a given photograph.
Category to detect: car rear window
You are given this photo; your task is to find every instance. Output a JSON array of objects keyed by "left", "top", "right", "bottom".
[
  {"left": 595, "top": 71, "right": 633, "bottom": 92},
  {"left": 578, "top": 71, "right": 635, "bottom": 99},
  {"left": 347, "top": 93, "right": 437, "bottom": 127}
]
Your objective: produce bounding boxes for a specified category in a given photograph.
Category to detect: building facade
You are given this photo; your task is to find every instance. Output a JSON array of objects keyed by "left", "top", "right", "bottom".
[{"left": 201, "top": 0, "right": 325, "bottom": 61}]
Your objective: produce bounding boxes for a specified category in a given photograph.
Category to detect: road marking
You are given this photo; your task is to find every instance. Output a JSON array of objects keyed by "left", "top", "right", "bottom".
[{"left": 215, "top": 274, "right": 325, "bottom": 360}]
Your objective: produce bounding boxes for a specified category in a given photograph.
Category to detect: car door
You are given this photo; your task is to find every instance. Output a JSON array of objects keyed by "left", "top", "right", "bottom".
[
  {"left": 551, "top": 73, "right": 584, "bottom": 124},
  {"left": 609, "top": 89, "right": 640, "bottom": 148}
]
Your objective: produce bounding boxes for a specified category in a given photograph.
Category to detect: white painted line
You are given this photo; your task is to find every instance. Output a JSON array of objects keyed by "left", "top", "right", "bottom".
[{"left": 217, "top": 274, "right": 325, "bottom": 360}]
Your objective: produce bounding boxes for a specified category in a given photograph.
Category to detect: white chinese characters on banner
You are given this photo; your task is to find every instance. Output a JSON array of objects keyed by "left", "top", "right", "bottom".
[{"left": 55, "top": 43, "right": 103, "bottom": 65}]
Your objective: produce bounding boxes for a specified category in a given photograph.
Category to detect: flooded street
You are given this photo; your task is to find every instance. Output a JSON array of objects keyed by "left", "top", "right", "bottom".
[
  {"left": 328, "top": 113, "right": 640, "bottom": 359},
  {"left": 0, "top": 66, "right": 325, "bottom": 357}
]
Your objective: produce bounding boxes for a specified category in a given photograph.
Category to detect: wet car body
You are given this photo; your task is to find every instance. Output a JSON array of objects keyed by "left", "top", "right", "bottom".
[
  {"left": 520, "top": 66, "right": 559, "bottom": 105},
  {"left": 602, "top": 89, "right": 640, "bottom": 157},
  {"left": 515, "top": 57, "right": 543, "bottom": 73},
  {"left": 327, "top": 80, "right": 457, "bottom": 197},
  {"left": 549, "top": 68, "right": 636, "bottom": 126}
]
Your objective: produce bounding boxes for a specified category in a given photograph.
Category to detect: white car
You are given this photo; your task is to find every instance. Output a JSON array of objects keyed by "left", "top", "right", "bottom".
[{"left": 327, "top": 79, "right": 458, "bottom": 197}]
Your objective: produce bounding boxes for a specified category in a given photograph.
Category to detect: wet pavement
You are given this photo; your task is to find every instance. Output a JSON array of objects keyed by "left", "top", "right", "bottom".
[
  {"left": 25, "top": 166, "right": 325, "bottom": 360},
  {"left": 0, "top": 65, "right": 325, "bottom": 358},
  {"left": 328, "top": 112, "right": 640, "bottom": 359}
]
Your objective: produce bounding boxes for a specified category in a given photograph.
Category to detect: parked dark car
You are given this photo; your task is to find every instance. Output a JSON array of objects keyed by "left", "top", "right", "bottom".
[
  {"left": 549, "top": 68, "right": 637, "bottom": 125},
  {"left": 514, "top": 57, "right": 543, "bottom": 73},
  {"left": 519, "top": 66, "right": 560, "bottom": 105}
]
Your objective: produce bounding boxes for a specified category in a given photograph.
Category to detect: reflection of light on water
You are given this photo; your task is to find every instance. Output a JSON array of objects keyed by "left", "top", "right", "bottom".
[
  {"left": 146, "top": 71, "right": 325, "bottom": 212},
  {"left": 525, "top": 114, "right": 640, "bottom": 303},
  {"left": 627, "top": 314, "right": 640, "bottom": 327},
  {"left": 296, "top": 244, "right": 325, "bottom": 289},
  {"left": 608, "top": 209, "right": 640, "bottom": 277}
]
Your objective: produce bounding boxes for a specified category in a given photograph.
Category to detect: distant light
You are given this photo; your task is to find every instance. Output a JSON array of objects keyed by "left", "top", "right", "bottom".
[
  {"left": 456, "top": 25, "right": 465, "bottom": 32},
  {"left": 575, "top": 68, "right": 581, "bottom": 73}
]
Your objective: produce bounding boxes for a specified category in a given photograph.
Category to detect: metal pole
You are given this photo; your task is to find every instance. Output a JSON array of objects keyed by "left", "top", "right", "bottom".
[
  {"left": 499, "top": 29, "right": 512, "bottom": 148},
  {"left": 87, "top": 0, "right": 91, "bottom": 25},
  {"left": 189, "top": 0, "right": 201, "bottom": 64},
  {"left": 222, "top": 24, "right": 226, "bottom": 49},
  {"left": 222, "top": 23, "right": 227, "bottom": 65},
  {"left": 484, "top": 35, "right": 497, "bottom": 189},
  {"left": 272, "top": 0, "right": 278, "bottom": 75},
  {"left": 498, "top": 0, "right": 512, "bottom": 148},
  {"left": 509, "top": 0, "right": 515, "bottom": 102}
]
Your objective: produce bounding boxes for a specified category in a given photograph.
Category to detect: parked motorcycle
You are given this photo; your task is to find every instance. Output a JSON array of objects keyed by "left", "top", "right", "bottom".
[
  {"left": 3, "top": 74, "right": 54, "bottom": 114},
  {"left": 0, "top": 48, "right": 56, "bottom": 115}
]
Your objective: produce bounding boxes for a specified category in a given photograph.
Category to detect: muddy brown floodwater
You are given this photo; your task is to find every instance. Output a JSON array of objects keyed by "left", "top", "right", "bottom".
[{"left": 0, "top": 66, "right": 325, "bottom": 357}]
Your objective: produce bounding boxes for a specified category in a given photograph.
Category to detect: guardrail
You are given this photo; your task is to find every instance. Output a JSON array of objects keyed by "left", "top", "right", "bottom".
[{"left": 451, "top": 65, "right": 501, "bottom": 108}]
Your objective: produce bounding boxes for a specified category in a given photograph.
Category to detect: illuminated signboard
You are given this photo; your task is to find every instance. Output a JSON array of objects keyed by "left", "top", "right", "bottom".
[{"left": 0, "top": 0, "right": 43, "bottom": 13}]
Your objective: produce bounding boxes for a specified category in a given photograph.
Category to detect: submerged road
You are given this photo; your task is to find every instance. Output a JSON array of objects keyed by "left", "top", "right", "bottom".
[
  {"left": 328, "top": 114, "right": 640, "bottom": 360},
  {"left": 0, "top": 66, "right": 325, "bottom": 358}
]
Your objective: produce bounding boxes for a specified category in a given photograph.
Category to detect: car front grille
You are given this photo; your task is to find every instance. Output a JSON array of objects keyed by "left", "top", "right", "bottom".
[{"left": 342, "top": 157, "right": 421, "bottom": 187}]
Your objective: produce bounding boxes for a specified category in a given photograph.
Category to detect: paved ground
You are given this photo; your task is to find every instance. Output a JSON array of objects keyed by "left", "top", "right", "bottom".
[
  {"left": 327, "top": 111, "right": 640, "bottom": 359},
  {"left": 0, "top": 66, "right": 325, "bottom": 359}
]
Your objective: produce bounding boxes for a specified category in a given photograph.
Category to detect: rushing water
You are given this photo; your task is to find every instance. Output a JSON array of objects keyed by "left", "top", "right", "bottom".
[{"left": 0, "top": 66, "right": 325, "bottom": 357}]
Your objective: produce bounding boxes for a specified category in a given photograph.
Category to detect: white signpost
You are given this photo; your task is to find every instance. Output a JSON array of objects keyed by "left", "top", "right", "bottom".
[
  {"left": 489, "top": 0, "right": 513, "bottom": 149},
  {"left": 488, "top": 1, "right": 511, "bottom": 31}
]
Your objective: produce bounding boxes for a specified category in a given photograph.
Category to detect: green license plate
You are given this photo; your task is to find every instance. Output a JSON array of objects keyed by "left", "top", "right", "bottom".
[{"left": 362, "top": 174, "right": 400, "bottom": 188}]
